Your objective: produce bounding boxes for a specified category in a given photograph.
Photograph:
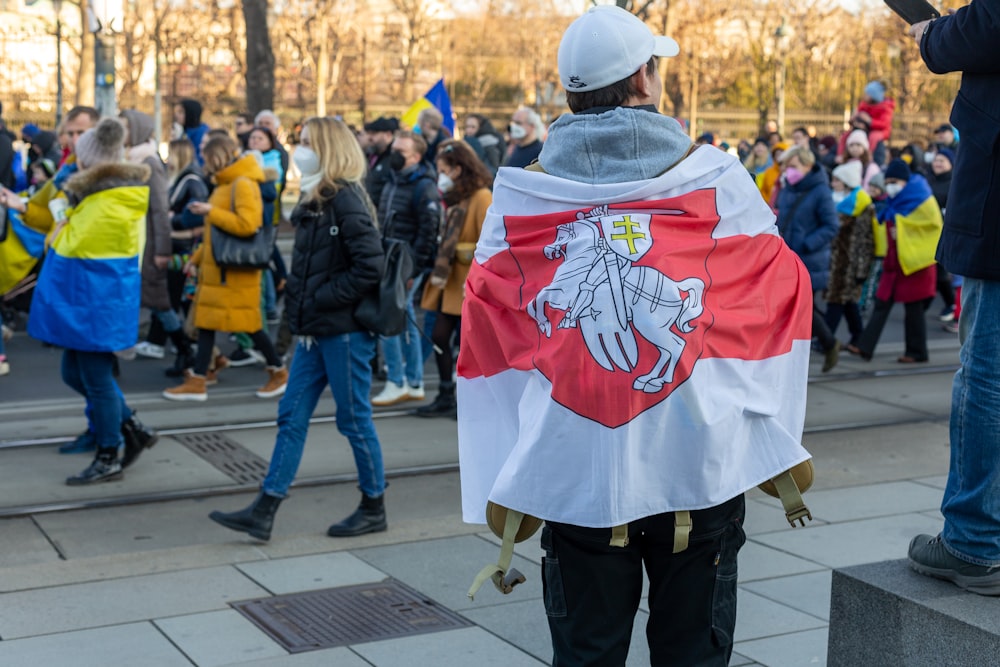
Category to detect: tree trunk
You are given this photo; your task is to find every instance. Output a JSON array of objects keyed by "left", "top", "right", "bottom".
[
  {"left": 76, "top": 0, "right": 95, "bottom": 107},
  {"left": 242, "top": 0, "right": 275, "bottom": 116}
]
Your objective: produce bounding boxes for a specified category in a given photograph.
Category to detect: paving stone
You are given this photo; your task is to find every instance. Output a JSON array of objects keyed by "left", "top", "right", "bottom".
[
  {"left": 752, "top": 513, "right": 944, "bottom": 569},
  {"left": 350, "top": 626, "right": 546, "bottom": 666},
  {"left": 754, "top": 480, "right": 945, "bottom": 523},
  {"left": 236, "top": 552, "right": 388, "bottom": 594},
  {"left": 742, "top": 570, "right": 833, "bottom": 621},
  {"left": 739, "top": 541, "right": 826, "bottom": 582},
  {"left": 734, "top": 590, "right": 826, "bottom": 642},
  {"left": 735, "top": 627, "right": 828, "bottom": 667},
  {"left": 0, "top": 517, "right": 60, "bottom": 567},
  {"left": 155, "top": 609, "right": 287, "bottom": 666},
  {"left": 355, "top": 535, "right": 542, "bottom": 611},
  {"left": 238, "top": 647, "right": 372, "bottom": 666},
  {"left": 0, "top": 565, "right": 269, "bottom": 639},
  {"left": 0, "top": 622, "right": 190, "bottom": 666}
]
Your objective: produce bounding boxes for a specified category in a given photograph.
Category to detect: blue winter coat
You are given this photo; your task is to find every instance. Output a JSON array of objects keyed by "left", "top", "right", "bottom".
[
  {"left": 775, "top": 166, "right": 839, "bottom": 291},
  {"left": 920, "top": 0, "right": 1000, "bottom": 281}
]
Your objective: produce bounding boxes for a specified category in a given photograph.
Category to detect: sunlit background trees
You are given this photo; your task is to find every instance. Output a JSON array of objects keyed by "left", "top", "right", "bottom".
[{"left": 1, "top": 0, "right": 958, "bottom": 142}]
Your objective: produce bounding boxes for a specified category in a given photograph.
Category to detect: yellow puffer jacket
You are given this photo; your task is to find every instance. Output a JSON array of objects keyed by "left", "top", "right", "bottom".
[{"left": 191, "top": 154, "right": 266, "bottom": 333}]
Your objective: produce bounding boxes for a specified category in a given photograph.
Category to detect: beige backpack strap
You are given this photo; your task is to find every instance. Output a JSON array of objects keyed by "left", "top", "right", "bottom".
[
  {"left": 771, "top": 470, "right": 813, "bottom": 527},
  {"left": 609, "top": 524, "right": 629, "bottom": 548},
  {"left": 468, "top": 508, "right": 528, "bottom": 600},
  {"left": 673, "top": 511, "right": 692, "bottom": 553}
]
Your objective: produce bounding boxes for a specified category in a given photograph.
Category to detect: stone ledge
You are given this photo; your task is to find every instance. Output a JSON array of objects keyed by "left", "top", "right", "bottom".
[{"left": 828, "top": 559, "right": 1000, "bottom": 667}]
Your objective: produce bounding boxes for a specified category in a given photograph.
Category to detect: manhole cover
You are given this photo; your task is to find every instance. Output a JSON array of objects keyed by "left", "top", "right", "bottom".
[
  {"left": 231, "top": 579, "right": 472, "bottom": 652},
  {"left": 172, "top": 432, "right": 268, "bottom": 484}
]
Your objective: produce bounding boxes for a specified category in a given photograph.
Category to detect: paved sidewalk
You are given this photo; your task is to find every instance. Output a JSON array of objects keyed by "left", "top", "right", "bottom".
[{"left": 0, "top": 338, "right": 962, "bottom": 666}]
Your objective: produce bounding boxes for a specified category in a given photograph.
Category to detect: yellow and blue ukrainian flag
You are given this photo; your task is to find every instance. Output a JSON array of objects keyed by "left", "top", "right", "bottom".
[
  {"left": 878, "top": 174, "right": 943, "bottom": 276},
  {"left": 28, "top": 185, "right": 148, "bottom": 352},
  {"left": 401, "top": 78, "right": 455, "bottom": 135}
]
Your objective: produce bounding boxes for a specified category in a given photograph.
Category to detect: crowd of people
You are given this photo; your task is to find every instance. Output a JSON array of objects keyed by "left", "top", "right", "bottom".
[{"left": 0, "top": 1, "right": 996, "bottom": 662}]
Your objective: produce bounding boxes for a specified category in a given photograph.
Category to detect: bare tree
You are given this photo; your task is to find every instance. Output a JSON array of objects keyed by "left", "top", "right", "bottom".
[{"left": 243, "top": 0, "right": 275, "bottom": 115}]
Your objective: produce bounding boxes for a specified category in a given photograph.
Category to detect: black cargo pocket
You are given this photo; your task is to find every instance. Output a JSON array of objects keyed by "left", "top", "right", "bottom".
[
  {"left": 541, "top": 526, "right": 567, "bottom": 618},
  {"left": 710, "top": 520, "right": 746, "bottom": 647}
]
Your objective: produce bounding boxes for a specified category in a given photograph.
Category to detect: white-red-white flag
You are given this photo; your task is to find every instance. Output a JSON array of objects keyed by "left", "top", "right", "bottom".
[{"left": 458, "top": 147, "right": 814, "bottom": 528}]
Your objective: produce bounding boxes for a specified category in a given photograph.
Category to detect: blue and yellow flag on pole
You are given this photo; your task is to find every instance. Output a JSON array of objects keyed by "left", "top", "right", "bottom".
[{"left": 401, "top": 79, "right": 455, "bottom": 135}]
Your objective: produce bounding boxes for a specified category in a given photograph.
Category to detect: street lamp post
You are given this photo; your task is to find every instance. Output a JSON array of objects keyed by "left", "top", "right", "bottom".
[
  {"left": 774, "top": 18, "right": 792, "bottom": 137},
  {"left": 54, "top": 0, "right": 64, "bottom": 125}
]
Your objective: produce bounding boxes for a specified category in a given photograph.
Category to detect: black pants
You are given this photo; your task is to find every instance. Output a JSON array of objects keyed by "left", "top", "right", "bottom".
[
  {"left": 855, "top": 298, "right": 928, "bottom": 361},
  {"left": 193, "top": 328, "right": 280, "bottom": 375},
  {"left": 812, "top": 291, "right": 836, "bottom": 351},
  {"left": 825, "top": 302, "right": 864, "bottom": 345},
  {"left": 542, "top": 495, "right": 746, "bottom": 667},
  {"left": 430, "top": 312, "right": 460, "bottom": 383}
]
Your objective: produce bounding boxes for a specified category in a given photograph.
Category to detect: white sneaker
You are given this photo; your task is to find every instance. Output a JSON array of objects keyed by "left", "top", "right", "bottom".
[
  {"left": 0, "top": 359, "right": 9, "bottom": 376},
  {"left": 134, "top": 342, "right": 165, "bottom": 359},
  {"left": 407, "top": 383, "right": 425, "bottom": 401},
  {"left": 372, "top": 381, "right": 410, "bottom": 406}
]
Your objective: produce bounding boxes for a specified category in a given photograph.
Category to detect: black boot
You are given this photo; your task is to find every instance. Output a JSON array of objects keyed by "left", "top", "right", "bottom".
[
  {"left": 209, "top": 491, "right": 283, "bottom": 541},
  {"left": 415, "top": 383, "right": 456, "bottom": 419},
  {"left": 165, "top": 328, "right": 196, "bottom": 378},
  {"left": 327, "top": 493, "right": 387, "bottom": 537},
  {"left": 121, "top": 413, "right": 159, "bottom": 469},
  {"left": 66, "top": 448, "right": 123, "bottom": 486}
]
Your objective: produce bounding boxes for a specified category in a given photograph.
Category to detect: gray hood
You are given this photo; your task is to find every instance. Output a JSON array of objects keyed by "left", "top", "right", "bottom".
[
  {"left": 121, "top": 109, "right": 155, "bottom": 147},
  {"left": 538, "top": 107, "right": 692, "bottom": 184}
]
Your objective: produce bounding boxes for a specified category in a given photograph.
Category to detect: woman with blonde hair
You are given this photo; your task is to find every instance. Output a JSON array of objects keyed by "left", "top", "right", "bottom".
[
  {"left": 163, "top": 134, "right": 287, "bottom": 401},
  {"left": 417, "top": 139, "right": 492, "bottom": 418},
  {"left": 208, "top": 117, "right": 386, "bottom": 540}
]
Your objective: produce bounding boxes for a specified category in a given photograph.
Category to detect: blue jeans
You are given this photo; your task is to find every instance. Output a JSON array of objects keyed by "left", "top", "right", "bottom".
[
  {"left": 382, "top": 276, "right": 424, "bottom": 387},
  {"left": 262, "top": 332, "right": 385, "bottom": 498},
  {"left": 262, "top": 269, "right": 277, "bottom": 317},
  {"left": 62, "top": 350, "right": 128, "bottom": 450},
  {"left": 941, "top": 278, "right": 1000, "bottom": 566}
]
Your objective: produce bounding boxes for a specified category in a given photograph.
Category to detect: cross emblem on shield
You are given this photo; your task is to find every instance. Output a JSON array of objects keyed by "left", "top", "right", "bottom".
[{"left": 598, "top": 213, "right": 653, "bottom": 261}]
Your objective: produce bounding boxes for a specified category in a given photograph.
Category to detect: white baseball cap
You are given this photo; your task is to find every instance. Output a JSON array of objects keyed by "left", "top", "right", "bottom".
[{"left": 558, "top": 5, "right": 680, "bottom": 93}]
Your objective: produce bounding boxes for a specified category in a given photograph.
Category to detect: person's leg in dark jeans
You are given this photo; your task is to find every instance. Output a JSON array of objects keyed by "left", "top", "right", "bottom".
[
  {"left": 248, "top": 329, "right": 281, "bottom": 367},
  {"left": 813, "top": 292, "right": 840, "bottom": 372},
  {"left": 901, "top": 300, "right": 929, "bottom": 362}
]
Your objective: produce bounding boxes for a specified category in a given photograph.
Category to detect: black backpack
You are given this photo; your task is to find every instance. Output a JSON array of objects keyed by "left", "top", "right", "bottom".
[{"left": 353, "top": 237, "right": 413, "bottom": 336}]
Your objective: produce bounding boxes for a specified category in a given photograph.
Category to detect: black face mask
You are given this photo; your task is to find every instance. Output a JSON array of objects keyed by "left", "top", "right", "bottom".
[{"left": 389, "top": 151, "right": 407, "bottom": 171}]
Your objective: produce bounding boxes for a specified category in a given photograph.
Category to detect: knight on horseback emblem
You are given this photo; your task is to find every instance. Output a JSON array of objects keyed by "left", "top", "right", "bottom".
[{"left": 526, "top": 204, "right": 705, "bottom": 393}]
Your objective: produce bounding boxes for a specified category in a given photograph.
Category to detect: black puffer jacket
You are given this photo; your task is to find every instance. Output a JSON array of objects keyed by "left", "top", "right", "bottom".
[
  {"left": 285, "top": 182, "right": 383, "bottom": 337},
  {"left": 377, "top": 163, "right": 442, "bottom": 277}
]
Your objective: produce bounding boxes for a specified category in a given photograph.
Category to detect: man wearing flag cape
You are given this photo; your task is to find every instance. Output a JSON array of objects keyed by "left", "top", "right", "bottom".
[{"left": 457, "top": 6, "right": 815, "bottom": 665}]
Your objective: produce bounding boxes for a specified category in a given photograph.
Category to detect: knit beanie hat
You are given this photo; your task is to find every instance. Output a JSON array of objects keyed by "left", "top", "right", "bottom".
[
  {"left": 864, "top": 81, "right": 886, "bottom": 103},
  {"left": 832, "top": 161, "right": 863, "bottom": 190},
  {"left": 884, "top": 159, "right": 911, "bottom": 182},
  {"left": 74, "top": 118, "right": 125, "bottom": 169},
  {"left": 936, "top": 147, "right": 956, "bottom": 167},
  {"left": 846, "top": 129, "right": 869, "bottom": 148},
  {"left": 868, "top": 172, "right": 885, "bottom": 192}
]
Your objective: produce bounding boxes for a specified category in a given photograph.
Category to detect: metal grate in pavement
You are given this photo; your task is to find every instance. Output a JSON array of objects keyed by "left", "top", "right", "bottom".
[
  {"left": 231, "top": 579, "right": 473, "bottom": 653},
  {"left": 171, "top": 432, "right": 268, "bottom": 485}
]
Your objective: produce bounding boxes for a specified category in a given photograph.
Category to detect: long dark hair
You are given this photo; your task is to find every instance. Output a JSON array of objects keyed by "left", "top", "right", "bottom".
[{"left": 437, "top": 139, "right": 493, "bottom": 205}]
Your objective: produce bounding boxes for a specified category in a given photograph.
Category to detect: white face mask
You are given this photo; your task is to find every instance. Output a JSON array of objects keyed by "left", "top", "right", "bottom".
[
  {"left": 509, "top": 123, "right": 528, "bottom": 141},
  {"left": 293, "top": 146, "right": 320, "bottom": 177},
  {"left": 885, "top": 183, "right": 904, "bottom": 198},
  {"left": 437, "top": 172, "right": 454, "bottom": 193},
  {"left": 831, "top": 191, "right": 848, "bottom": 204},
  {"left": 924, "top": 151, "right": 936, "bottom": 165}
]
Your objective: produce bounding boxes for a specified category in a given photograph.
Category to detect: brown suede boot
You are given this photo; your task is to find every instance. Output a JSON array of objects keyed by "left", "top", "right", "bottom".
[
  {"left": 163, "top": 371, "right": 208, "bottom": 402},
  {"left": 256, "top": 366, "right": 288, "bottom": 399}
]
